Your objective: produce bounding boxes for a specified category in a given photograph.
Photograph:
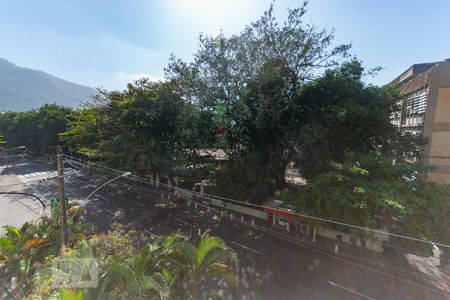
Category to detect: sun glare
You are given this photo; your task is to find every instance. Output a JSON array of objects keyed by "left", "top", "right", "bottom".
[{"left": 168, "top": 0, "right": 260, "bottom": 34}]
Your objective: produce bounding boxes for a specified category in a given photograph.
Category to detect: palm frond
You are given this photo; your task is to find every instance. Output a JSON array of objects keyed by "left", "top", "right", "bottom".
[
  {"left": 196, "top": 235, "right": 227, "bottom": 266},
  {"left": 96, "top": 262, "right": 139, "bottom": 298},
  {"left": 207, "top": 263, "right": 239, "bottom": 286},
  {"left": 168, "top": 241, "right": 196, "bottom": 270},
  {"left": 197, "top": 235, "right": 238, "bottom": 271}
]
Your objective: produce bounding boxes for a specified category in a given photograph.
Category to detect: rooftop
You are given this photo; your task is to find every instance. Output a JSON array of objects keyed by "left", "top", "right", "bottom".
[{"left": 390, "top": 58, "right": 450, "bottom": 93}]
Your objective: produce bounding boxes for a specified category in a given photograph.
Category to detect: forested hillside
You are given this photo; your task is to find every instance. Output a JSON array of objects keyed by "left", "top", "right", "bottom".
[{"left": 0, "top": 58, "right": 95, "bottom": 111}]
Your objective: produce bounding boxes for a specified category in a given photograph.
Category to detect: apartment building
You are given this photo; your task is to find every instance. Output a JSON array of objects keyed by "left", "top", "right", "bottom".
[{"left": 390, "top": 59, "right": 450, "bottom": 184}]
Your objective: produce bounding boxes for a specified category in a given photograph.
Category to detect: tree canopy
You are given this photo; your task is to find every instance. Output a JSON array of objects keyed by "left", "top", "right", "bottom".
[
  {"left": 292, "top": 61, "right": 422, "bottom": 180},
  {"left": 0, "top": 104, "right": 73, "bottom": 154},
  {"left": 62, "top": 80, "right": 216, "bottom": 178},
  {"left": 166, "top": 2, "right": 351, "bottom": 194},
  {"left": 279, "top": 154, "right": 450, "bottom": 245}
]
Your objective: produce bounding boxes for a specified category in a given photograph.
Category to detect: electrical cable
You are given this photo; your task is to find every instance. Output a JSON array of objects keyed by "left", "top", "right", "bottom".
[
  {"left": 54, "top": 161, "right": 450, "bottom": 295},
  {"left": 64, "top": 154, "right": 449, "bottom": 249},
  {"left": 181, "top": 196, "right": 428, "bottom": 277},
  {"left": 180, "top": 196, "right": 449, "bottom": 297}
]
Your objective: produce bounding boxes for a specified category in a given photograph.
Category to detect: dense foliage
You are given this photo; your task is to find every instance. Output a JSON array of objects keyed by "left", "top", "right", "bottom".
[
  {"left": 294, "top": 62, "right": 402, "bottom": 179},
  {"left": 61, "top": 80, "right": 216, "bottom": 179},
  {"left": 0, "top": 202, "right": 93, "bottom": 298},
  {"left": 278, "top": 155, "right": 450, "bottom": 244},
  {"left": 1, "top": 214, "right": 238, "bottom": 299},
  {"left": 166, "top": 3, "right": 350, "bottom": 193},
  {"left": 0, "top": 104, "right": 73, "bottom": 154}
]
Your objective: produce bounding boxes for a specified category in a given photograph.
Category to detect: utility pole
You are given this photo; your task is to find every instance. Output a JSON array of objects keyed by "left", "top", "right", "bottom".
[
  {"left": 5, "top": 146, "right": 8, "bottom": 169},
  {"left": 57, "top": 147, "right": 67, "bottom": 250}
]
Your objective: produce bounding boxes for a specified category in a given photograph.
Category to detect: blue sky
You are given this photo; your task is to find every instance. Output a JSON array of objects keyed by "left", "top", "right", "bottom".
[{"left": 0, "top": 0, "right": 449, "bottom": 90}]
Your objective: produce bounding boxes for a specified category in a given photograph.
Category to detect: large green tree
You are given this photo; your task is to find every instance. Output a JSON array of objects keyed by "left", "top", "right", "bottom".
[
  {"left": 275, "top": 61, "right": 448, "bottom": 242},
  {"left": 293, "top": 61, "right": 422, "bottom": 180},
  {"left": 166, "top": 3, "right": 350, "bottom": 197},
  {"left": 62, "top": 80, "right": 214, "bottom": 178},
  {"left": 4, "top": 104, "right": 73, "bottom": 154},
  {"left": 280, "top": 154, "right": 450, "bottom": 245},
  {"left": 0, "top": 112, "right": 17, "bottom": 141}
]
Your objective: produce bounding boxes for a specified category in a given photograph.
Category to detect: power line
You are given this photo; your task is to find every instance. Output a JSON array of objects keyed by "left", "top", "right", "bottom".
[
  {"left": 182, "top": 189, "right": 450, "bottom": 249},
  {"left": 180, "top": 197, "right": 448, "bottom": 297},
  {"left": 12, "top": 160, "right": 439, "bottom": 267},
  {"left": 64, "top": 161, "right": 450, "bottom": 265},
  {"left": 63, "top": 154, "right": 450, "bottom": 250},
  {"left": 45, "top": 160, "right": 450, "bottom": 268},
  {"left": 63, "top": 155, "right": 450, "bottom": 270},
  {"left": 124, "top": 180, "right": 450, "bottom": 264},
  {"left": 328, "top": 281, "right": 375, "bottom": 300},
  {"left": 124, "top": 178, "right": 450, "bottom": 265},
  {"left": 56, "top": 159, "right": 450, "bottom": 295},
  {"left": 67, "top": 155, "right": 448, "bottom": 260}
]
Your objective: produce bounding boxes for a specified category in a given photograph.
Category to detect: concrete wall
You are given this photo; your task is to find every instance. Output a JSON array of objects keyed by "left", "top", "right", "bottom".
[
  {"left": 422, "top": 60, "right": 450, "bottom": 184},
  {"left": 206, "top": 197, "right": 388, "bottom": 252},
  {"left": 210, "top": 198, "right": 268, "bottom": 220},
  {"left": 317, "top": 227, "right": 388, "bottom": 252}
]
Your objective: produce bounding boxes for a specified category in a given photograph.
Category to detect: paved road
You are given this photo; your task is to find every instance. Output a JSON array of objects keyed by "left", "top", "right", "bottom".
[
  {"left": 0, "top": 161, "right": 448, "bottom": 299},
  {"left": 0, "top": 193, "right": 42, "bottom": 234},
  {"left": 0, "top": 164, "right": 48, "bottom": 233}
]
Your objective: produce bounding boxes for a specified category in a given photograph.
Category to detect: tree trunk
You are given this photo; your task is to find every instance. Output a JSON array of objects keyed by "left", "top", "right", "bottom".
[{"left": 267, "top": 144, "right": 289, "bottom": 190}]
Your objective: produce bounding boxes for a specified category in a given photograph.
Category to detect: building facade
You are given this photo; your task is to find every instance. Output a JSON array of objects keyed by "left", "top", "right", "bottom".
[{"left": 391, "top": 59, "right": 450, "bottom": 184}]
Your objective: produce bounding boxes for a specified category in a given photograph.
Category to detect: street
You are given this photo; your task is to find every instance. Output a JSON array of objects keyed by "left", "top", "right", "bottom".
[
  {"left": 0, "top": 160, "right": 448, "bottom": 300},
  {"left": 0, "top": 163, "right": 50, "bottom": 233}
]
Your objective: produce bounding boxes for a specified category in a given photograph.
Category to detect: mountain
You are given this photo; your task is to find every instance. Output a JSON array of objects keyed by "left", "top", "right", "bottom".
[{"left": 0, "top": 58, "right": 96, "bottom": 111}]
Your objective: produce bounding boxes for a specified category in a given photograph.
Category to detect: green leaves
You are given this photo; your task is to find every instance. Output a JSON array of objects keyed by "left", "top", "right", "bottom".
[
  {"left": 349, "top": 165, "right": 369, "bottom": 176},
  {"left": 166, "top": 233, "right": 238, "bottom": 299},
  {"left": 196, "top": 235, "right": 232, "bottom": 268},
  {"left": 60, "top": 231, "right": 238, "bottom": 300},
  {"left": 4, "top": 225, "right": 21, "bottom": 239},
  {"left": 0, "top": 203, "right": 94, "bottom": 299},
  {"left": 1, "top": 104, "right": 73, "bottom": 155},
  {"left": 0, "top": 237, "right": 14, "bottom": 257},
  {"left": 165, "top": 2, "right": 350, "bottom": 198},
  {"left": 293, "top": 60, "right": 401, "bottom": 180},
  {"left": 46, "top": 289, "right": 85, "bottom": 300},
  {"left": 383, "top": 196, "right": 405, "bottom": 212},
  {"left": 63, "top": 81, "right": 206, "bottom": 176},
  {"left": 353, "top": 187, "right": 366, "bottom": 194},
  {"left": 284, "top": 153, "right": 450, "bottom": 244}
]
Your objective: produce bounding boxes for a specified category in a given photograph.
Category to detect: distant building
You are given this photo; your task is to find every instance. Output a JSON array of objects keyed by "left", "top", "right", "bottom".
[{"left": 390, "top": 59, "right": 450, "bottom": 184}]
